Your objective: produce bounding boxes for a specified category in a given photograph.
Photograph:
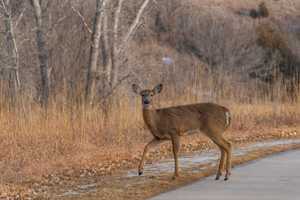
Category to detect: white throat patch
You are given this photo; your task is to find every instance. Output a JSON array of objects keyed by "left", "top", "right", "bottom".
[{"left": 225, "top": 111, "right": 231, "bottom": 127}]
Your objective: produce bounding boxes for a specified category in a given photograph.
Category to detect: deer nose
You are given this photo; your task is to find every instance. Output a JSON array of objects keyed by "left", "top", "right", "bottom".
[{"left": 143, "top": 99, "right": 150, "bottom": 104}]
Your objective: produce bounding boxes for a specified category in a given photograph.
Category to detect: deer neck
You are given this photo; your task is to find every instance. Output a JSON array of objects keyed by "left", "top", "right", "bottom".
[{"left": 142, "top": 105, "right": 157, "bottom": 130}]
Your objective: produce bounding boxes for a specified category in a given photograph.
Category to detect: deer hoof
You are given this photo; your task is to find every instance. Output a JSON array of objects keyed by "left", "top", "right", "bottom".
[
  {"left": 215, "top": 172, "right": 222, "bottom": 180},
  {"left": 224, "top": 171, "right": 231, "bottom": 181},
  {"left": 172, "top": 174, "right": 179, "bottom": 180}
]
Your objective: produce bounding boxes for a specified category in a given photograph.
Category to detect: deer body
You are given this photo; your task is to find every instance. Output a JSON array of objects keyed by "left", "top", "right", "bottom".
[
  {"left": 133, "top": 84, "right": 232, "bottom": 181},
  {"left": 143, "top": 103, "right": 230, "bottom": 140}
]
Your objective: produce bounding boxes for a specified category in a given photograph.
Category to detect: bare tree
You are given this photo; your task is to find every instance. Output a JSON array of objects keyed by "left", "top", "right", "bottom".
[
  {"left": 101, "top": 0, "right": 152, "bottom": 95},
  {"left": 85, "top": 0, "right": 153, "bottom": 103},
  {"left": 30, "top": 0, "right": 50, "bottom": 107},
  {"left": 0, "top": 0, "right": 21, "bottom": 103},
  {"left": 85, "top": 0, "right": 107, "bottom": 103},
  {"left": 110, "top": 0, "right": 152, "bottom": 87},
  {"left": 109, "top": 0, "right": 125, "bottom": 87}
]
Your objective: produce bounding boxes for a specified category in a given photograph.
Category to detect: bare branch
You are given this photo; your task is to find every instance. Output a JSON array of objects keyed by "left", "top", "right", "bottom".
[
  {"left": 113, "top": 0, "right": 125, "bottom": 49},
  {"left": 14, "top": 7, "right": 26, "bottom": 28},
  {"left": 115, "top": 0, "right": 152, "bottom": 58},
  {"left": 0, "top": 0, "right": 8, "bottom": 15},
  {"left": 108, "top": 0, "right": 152, "bottom": 87},
  {"left": 71, "top": 5, "right": 92, "bottom": 34},
  {"left": 123, "top": 0, "right": 151, "bottom": 45},
  {"left": 100, "top": 73, "right": 131, "bottom": 102},
  {"left": 47, "top": 16, "right": 67, "bottom": 34}
]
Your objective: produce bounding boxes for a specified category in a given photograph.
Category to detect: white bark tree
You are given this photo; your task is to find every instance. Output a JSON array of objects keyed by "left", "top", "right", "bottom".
[
  {"left": 30, "top": 0, "right": 50, "bottom": 107},
  {"left": 85, "top": 0, "right": 153, "bottom": 103},
  {"left": 86, "top": 0, "right": 151, "bottom": 102},
  {"left": 85, "top": 0, "right": 108, "bottom": 103},
  {"left": 0, "top": 0, "right": 21, "bottom": 104},
  {"left": 109, "top": 0, "right": 152, "bottom": 87}
]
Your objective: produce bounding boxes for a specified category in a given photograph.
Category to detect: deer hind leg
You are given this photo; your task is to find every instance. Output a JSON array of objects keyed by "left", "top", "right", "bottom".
[
  {"left": 170, "top": 133, "right": 180, "bottom": 179},
  {"left": 215, "top": 136, "right": 232, "bottom": 181},
  {"left": 138, "top": 139, "right": 162, "bottom": 176},
  {"left": 215, "top": 146, "right": 226, "bottom": 180},
  {"left": 209, "top": 135, "right": 227, "bottom": 180},
  {"left": 208, "top": 133, "right": 232, "bottom": 181}
]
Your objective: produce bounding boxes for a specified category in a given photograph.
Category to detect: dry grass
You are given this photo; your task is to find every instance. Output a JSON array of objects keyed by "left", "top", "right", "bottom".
[
  {"left": 0, "top": 85, "right": 300, "bottom": 184},
  {"left": 0, "top": 0, "right": 299, "bottom": 189},
  {"left": 1, "top": 42, "right": 300, "bottom": 183}
]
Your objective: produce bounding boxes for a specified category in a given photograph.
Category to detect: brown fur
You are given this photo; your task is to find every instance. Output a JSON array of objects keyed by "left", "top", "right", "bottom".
[
  {"left": 133, "top": 84, "right": 232, "bottom": 180},
  {"left": 144, "top": 103, "right": 230, "bottom": 139}
]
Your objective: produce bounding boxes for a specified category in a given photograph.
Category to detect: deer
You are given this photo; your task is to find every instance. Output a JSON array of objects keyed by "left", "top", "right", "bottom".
[{"left": 132, "top": 83, "right": 232, "bottom": 180}]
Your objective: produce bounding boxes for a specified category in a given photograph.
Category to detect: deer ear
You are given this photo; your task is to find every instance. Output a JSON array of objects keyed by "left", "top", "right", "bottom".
[
  {"left": 132, "top": 84, "right": 141, "bottom": 94},
  {"left": 153, "top": 84, "right": 163, "bottom": 94}
]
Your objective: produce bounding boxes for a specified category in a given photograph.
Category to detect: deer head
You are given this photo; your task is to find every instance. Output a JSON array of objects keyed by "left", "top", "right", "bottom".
[{"left": 132, "top": 84, "right": 163, "bottom": 108}]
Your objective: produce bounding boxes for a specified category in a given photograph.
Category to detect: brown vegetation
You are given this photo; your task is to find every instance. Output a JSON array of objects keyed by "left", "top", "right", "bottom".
[{"left": 0, "top": 0, "right": 299, "bottom": 193}]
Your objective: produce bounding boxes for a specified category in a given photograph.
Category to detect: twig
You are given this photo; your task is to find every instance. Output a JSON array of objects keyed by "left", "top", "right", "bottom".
[
  {"left": 123, "top": 0, "right": 151, "bottom": 44},
  {"left": 0, "top": 0, "right": 8, "bottom": 15},
  {"left": 100, "top": 73, "right": 132, "bottom": 103},
  {"left": 114, "top": 0, "right": 125, "bottom": 50},
  {"left": 71, "top": 5, "right": 92, "bottom": 34},
  {"left": 47, "top": 16, "right": 67, "bottom": 34},
  {"left": 116, "top": 0, "right": 152, "bottom": 56},
  {"left": 14, "top": 7, "right": 26, "bottom": 28}
]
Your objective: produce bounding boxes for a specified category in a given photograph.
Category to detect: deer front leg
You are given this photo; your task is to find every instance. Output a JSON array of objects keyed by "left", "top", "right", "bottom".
[
  {"left": 216, "top": 147, "right": 226, "bottom": 180},
  {"left": 224, "top": 141, "right": 232, "bottom": 181},
  {"left": 138, "top": 139, "right": 161, "bottom": 176},
  {"left": 171, "top": 133, "right": 180, "bottom": 179}
]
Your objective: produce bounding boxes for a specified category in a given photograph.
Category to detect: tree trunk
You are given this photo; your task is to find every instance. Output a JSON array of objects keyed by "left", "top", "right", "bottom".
[
  {"left": 103, "top": 9, "right": 111, "bottom": 85},
  {"left": 31, "top": 0, "right": 50, "bottom": 107},
  {"left": 110, "top": 0, "right": 125, "bottom": 87},
  {"left": 1, "top": 0, "right": 20, "bottom": 104},
  {"left": 85, "top": 0, "right": 151, "bottom": 102},
  {"left": 85, "top": 0, "right": 106, "bottom": 104}
]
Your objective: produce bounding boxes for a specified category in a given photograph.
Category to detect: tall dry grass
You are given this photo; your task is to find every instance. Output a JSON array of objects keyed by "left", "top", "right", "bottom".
[{"left": 0, "top": 73, "right": 300, "bottom": 183}]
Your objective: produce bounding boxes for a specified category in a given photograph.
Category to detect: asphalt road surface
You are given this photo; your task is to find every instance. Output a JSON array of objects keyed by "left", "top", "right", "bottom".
[{"left": 151, "top": 150, "right": 300, "bottom": 200}]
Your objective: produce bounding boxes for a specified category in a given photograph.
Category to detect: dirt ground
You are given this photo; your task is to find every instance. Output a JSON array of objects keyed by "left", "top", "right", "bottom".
[{"left": 1, "top": 127, "right": 299, "bottom": 200}]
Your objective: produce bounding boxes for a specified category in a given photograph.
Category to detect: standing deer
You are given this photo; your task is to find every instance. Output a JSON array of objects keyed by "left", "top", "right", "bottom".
[{"left": 132, "top": 84, "right": 232, "bottom": 180}]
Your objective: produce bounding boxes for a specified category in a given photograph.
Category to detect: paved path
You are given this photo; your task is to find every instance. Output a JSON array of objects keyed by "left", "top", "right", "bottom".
[{"left": 151, "top": 150, "right": 300, "bottom": 200}]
